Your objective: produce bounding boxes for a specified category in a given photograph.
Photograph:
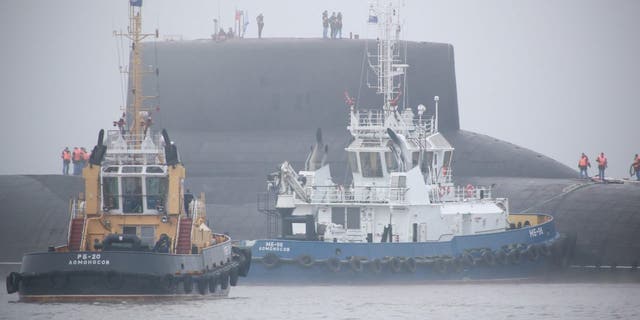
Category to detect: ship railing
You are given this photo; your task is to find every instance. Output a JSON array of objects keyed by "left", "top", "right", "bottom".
[
  {"left": 103, "top": 130, "right": 165, "bottom": 161},
  {"left": 306, "top": 185, "right": 408, "bottom": 204},
  {"left": 453, "top": 185, "right": 493, "bottom": 202},
  {"left": 348, "top": 110, "right": 435, "bottom": 139}
]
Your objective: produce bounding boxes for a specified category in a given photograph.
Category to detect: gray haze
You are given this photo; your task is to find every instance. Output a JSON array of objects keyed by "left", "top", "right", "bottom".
[{"left": 0, "top": 0, "right": 638, "bottom": 178}]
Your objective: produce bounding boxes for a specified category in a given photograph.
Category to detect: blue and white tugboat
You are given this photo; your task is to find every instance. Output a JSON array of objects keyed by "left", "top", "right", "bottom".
[
  {"left": 5, "top": 0, "right": 250, "bottom": 301},
  {"left": 250, "top": 0, "right": 566, "bottom": 283}
]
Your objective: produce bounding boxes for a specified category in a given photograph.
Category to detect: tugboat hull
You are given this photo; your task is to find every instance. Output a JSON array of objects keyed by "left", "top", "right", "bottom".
[
  {"left": 8, "top": 242, "right": 249, "bottom": 301},
  {"left": 246, "top": 217, "right": 567, "bottom": 284}
]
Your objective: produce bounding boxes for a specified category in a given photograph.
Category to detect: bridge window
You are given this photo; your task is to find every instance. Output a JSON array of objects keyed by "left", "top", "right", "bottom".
[
  {"left": 360, "top": 152, "right": 383, "bottom": 177},
  {"left": 331, "top": 207, "right": 346, "bottom": 227},
  {"left": 146, "top": 177, "right": 167, "bottom": 211},
  {"left": 346, "top": 207, "right": 361, "bottom": 229},
  {"left": 102, "top": 177, "right": 119, "bottom": 210},
  {"left": 348, "top": 152, "right": 359, "bottom": 173},
  {"left": 122, "top": 177, "right": 143, "bottom": 214},
  {"left": 385, "top": 152, "right": 398, "bottom": 173}
]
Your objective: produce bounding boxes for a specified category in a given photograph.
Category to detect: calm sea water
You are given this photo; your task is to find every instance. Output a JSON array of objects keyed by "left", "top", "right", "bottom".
[{"left": 2, "top": 281, "right": 640, "bottom": 320}]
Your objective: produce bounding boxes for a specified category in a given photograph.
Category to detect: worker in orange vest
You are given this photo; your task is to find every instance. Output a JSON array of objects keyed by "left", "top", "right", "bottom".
[
  {"left": 577, "top": 153, "right": 591, "bottom": 179},
  {"left": 72, "top": 147, "right": 82, "bottom": 176},
  {"left": 61, "top": 147, "right": 71, "bottom": 175},
  {"left": 596, "top": 152, "right": 608, "bottom": 182},
  {"left": 632, "top": 154, "right": 640, "bottom": 181},
  {"left": 81, "top": 147, "right": 90, "bottom": 169}
]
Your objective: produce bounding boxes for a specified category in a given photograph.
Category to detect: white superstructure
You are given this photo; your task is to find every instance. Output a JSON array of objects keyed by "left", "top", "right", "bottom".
[{"left": 269, "top": 0, "right": 509, "bottom": 244}]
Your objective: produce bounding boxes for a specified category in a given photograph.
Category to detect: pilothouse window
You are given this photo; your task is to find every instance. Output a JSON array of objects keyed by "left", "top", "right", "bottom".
[
  {"left": 146, "top": 177, "right": 167, "bottom": 211},
  {"left": 122, "top": 177, "right": 143, "bottom": 214},
  {"left": 348, "top": 152, "right": 359, "bottom": 173},
  {"left": 385, "top": 152, "right": 398, "bottom": 173},
  {"left": 103, "top": 177, "right": 119, "bottom": 210},
  {"left": 360, "top": 152, "right": 383, "bottom": 177}
]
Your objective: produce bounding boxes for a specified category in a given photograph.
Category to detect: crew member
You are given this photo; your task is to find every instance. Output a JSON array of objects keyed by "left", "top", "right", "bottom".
[
  {"left": 322, "top": 11, "right": 329, "bottom": 39},
  {"left": 72, "top": 147, "right": 82, "bottom": 176},
  {"left": 256, "top": 14, "right": 264, "bottom": 39},
  {"left": 61, "top": 147, "right": 71, "bottom": 175},
  {"left": 578, "top": 153, "right": 591, "bottom": 179},
  {"left": 596, "top": 152, "right": 608, "bottom": 182},
  {"left": 184, "top": 189, "right": 194, "bottom": 216},
  {"left": 632, "top": 154, "right": 640, "bottom": 181},
  {"left": 82, "top": 147, "right": 90, "bottom": 168}
]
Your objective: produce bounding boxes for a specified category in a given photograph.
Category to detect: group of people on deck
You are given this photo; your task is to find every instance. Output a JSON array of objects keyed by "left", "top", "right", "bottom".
[
  {"left": 61, "top": 147, "right": 91, "bottom": 176},
  {"left": 578, "top": 153, "right": 640, "bottom": 182},
  {"left": 322, "top": 11, "right": 343, "bottom": 39}
]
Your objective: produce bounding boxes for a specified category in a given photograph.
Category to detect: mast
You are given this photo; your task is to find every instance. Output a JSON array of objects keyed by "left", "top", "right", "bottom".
[
  {"left": 368, "top": 0, "right": 405, "bottom": 115},
  {"left": 114, "top": 0, "right": 158, "bottom": 142}
]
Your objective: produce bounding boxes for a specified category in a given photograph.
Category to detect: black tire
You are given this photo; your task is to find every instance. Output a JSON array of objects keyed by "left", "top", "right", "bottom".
[
  {"left": 208, "top": 275, "right": 218, "bottom": 293},
  {"left": 297, "top": 255, "right": 315, "bottom": 268},
  {"left": 539, "top": 244, "right": 552, "bottom": 257},
  {"left": 262, "top": 253, "right": 280, "bottom": 269},
  {"left": 327, "top": 257, "right": 341, "bottom": 272},
  {"left": 525, "top": 244, "right": 540, "bottom": 261},
  {"left": 197, "top": 277, "right": 207, "bottom": 295},
  {"left": 220, "top": 272, "right": 230, "bottom": 290},
  {"left": 508, "top": 249, "right": 522, "bottom": 265},
  {"left": 6, "top": 272, "right": 21, "bottom": 294},
  {"left": 433, "top": 259, "right": 448, "bottom": 274},
  {"left": 230, "top": 267, "right": 239, "bottom": 286},
  {"left": 160, "top": 274, "right": 176, "bottom": 293},
  {"left": 404, "top": 257, "right": 417, "bottom": 273},
  {"left": 183, "top": 275, "right": 193, "bottom": 293},
  {"left": 390, "top": 257, "right": 403, "bottom": 273},
  {"left": 369, "top": 259, "right": 383, "bottom": 273},
  {"left": 496, "top": 250, "right": 509, "bottom": 265},
  {"left": 481, "top": 250, "right": 497, "bottom": 266},
  {"left": 460, "top": 253, "right": 474, "bottom": 267},
  {"left": 350, "top": 257, "right": 363, "bottom": 272}
]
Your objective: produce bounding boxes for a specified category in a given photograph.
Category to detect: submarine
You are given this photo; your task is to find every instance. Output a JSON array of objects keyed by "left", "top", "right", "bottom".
[{"left": 1, "top": 39, "right": 638, "bottom": 271}]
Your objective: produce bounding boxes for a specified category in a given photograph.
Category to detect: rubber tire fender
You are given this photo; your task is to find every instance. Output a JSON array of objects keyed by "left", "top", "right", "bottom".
[
  {"left": 6, "top": 272, "right": 21, "bottom": 294},
  {"left": 369, "top": 258, "right": 383, "bottom": 273},
  {"left": 297, "top": 255, "right": 315, "bottom": 268},
  {"left": 349, "top": 257, "right": 363, "bottom": 272},
  {"left": 183, "top": 275, "right": 194, "bottom": 293},
  {"left": 229, "top": 266, "right": 240, "bottom": 286},
  {"left": 208, "top": 275, "right": 218, "bottom": 293},
  {"left": 197, "top": 277, "right": 207, "bottom": 295},
  {"left": 390, "top": 257, "right": 403, "bottom": 273},
  {"left": 481, "top": 250, "right": 497, "bottom": 266},
  {"left": 220, "top": 272, "right": 230, "bottom": 290},
  {"left": 404, "top": 257, "right": 417, "bottom": 273},
  {"left": 326, "top": 257, "right": 341, "bottom": 272},
  {"left": 262, "top": 253, "right": 280, "bottom": 269}
]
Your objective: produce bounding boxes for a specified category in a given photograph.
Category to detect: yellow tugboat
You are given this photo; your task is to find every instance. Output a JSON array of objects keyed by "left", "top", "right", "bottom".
[{"left": 5, "top": 0, "right": 250, "bottom": 302}]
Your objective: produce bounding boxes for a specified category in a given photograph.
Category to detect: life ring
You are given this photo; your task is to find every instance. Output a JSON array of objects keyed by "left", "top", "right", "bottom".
[
  {"left": 297, "top": 255, "right": 315, "bottom": 268},
  {"left": 208, "top": 275, "right": 218, "bottom": 293},
  {"left": 6, "top": 272, "right": 21, "bottom": 294},
  {"left": 349, "top": 256, "right": 363, "bottom": 272},
  {"left": 326, "top": 257, "right": 341, "bottom": 272},
  {"left": 390, "top": 257, "right": 403, "bottom": 273},
  {"left": 525, "top": 244, "right": 540, "bottom": 261},
  {"left": 481, "top": 250, "right": 497, "bottom": 266},
  {"left": 465, "top": 184, "right": 475, "bottom": 198},
  {"left": 229, "top": 266, "right": 239, "bottom": 286},
  {"left": 196, "top": 276, "right": 208, "bottom": 295},
  {"left": 369, "top": 258, "right": 383, "bottom": 273},
  {"left": 219, "top": 272, "right": 230, "bottom": 290},
  {"left": 182, "top": 275, "right": 193, "bottom": 293},
  {"left": 404, "top": 257, "right": 417, "bottom": 273},
  {"left": 438, "top": 186, "right": 450, "bottom": 197},
  {"left": 262, "top": 253, "right": 280, "bottom": 268}
]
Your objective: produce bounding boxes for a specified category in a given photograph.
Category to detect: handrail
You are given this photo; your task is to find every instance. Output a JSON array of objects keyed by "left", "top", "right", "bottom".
[{"left": 305, "top": 185, "right": 408, "bottom": 204}]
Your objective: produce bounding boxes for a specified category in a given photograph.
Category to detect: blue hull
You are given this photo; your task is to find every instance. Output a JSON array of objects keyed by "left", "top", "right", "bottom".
[{"left": 244, "top": 217, "right": 564, "bottom": 284}]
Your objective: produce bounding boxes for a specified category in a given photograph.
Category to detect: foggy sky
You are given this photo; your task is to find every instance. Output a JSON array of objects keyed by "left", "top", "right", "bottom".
[{"left": 0, "top": 0, "right": 638, "bottom": 178}]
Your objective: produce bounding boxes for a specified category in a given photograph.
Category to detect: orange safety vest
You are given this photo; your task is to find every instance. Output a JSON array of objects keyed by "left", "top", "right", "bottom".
[
  {"left": 578, "top": 157, "right": 587, "bottom": 167},
  {"left": 73, "top": 149, "right": 82, "bottom": 161},
  {"left": 597, "top": 155, "right": 607, "bottom": 167},
  {"left": 62, "top": 150, "right": 71, "bottom": 161}
]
